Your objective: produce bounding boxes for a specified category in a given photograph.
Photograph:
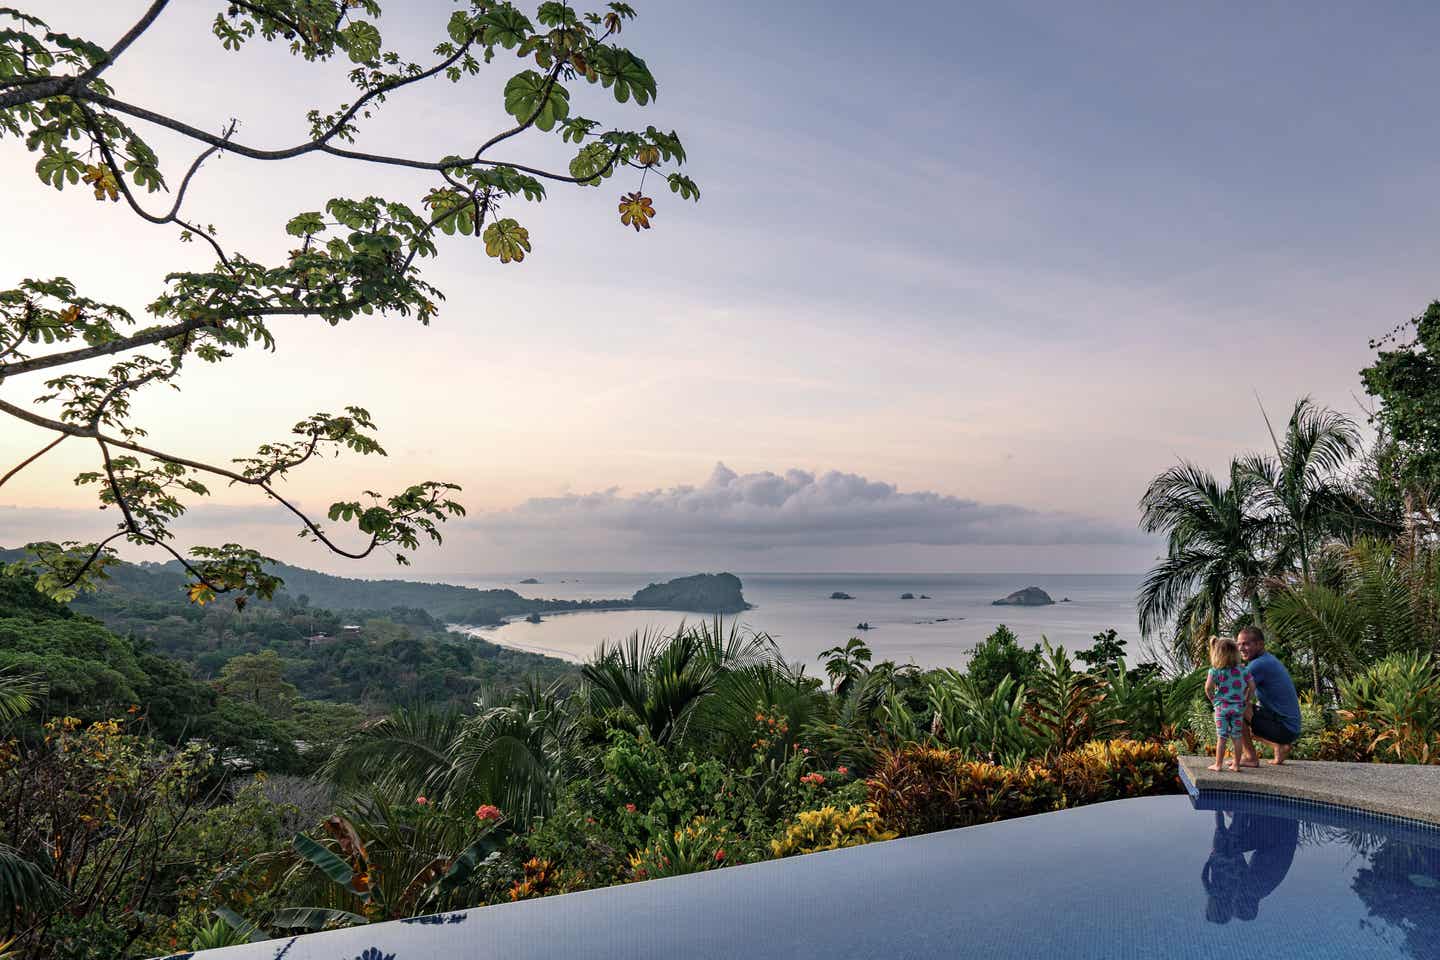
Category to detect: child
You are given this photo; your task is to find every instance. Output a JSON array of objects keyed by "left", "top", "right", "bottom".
[{"left": 1205, "top": 636, "right": 1254, "bottom": 772}]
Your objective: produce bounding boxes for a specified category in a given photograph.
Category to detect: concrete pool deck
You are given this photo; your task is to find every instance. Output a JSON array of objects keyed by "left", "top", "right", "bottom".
[{"left": 1179, "top": 754, "right": 1440, "bottom": 825}]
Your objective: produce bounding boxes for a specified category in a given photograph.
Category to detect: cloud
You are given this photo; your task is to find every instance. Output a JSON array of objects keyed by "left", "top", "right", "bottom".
[{"left": 476, "top": 463, "right": 1144, "bottom": 551}]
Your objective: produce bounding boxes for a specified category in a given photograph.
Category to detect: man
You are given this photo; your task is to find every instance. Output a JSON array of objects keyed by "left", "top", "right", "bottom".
[{"left": 1237, "top": 625, "right": 1302, "bottom": 766}]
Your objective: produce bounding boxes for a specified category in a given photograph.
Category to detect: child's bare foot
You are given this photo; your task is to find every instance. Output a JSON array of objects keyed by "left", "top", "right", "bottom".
[{"left": 1207, "top": 762, "right": 1223, "bottom": 771}]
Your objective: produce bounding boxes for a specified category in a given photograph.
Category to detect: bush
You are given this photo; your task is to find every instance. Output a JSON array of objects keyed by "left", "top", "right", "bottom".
[
  {"left": 965, "top": 625, "right": 1041, "bottom": 694},
  {"left": 769, "top": 804, "right": 896, "bottom": 858},
  {"left": 1053, "top": 740, "right": 1181, "bottom": 805},
  {"left": 628, "top": 818, "right": 732, "bottom": 880},
  {"left": 1306, "top": 723, "right": 1379, "bottom": 762},
  {"left": 1338, "top": 653, "right": 1440, "bottom": 764},
  {"left": 867, "top": 740, "right": 1180, "bottom": 836},
  {"left": 865, "top": 747, "right": 1058, "bottom": 836}
]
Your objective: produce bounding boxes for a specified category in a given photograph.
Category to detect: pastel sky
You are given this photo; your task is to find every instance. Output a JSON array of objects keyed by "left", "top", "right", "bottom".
[{"left": 3, "top": 1, "right": 1435, "bottom": 575}]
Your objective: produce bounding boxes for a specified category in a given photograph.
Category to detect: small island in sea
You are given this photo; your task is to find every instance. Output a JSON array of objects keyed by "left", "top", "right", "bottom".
[
  {"left": 993, "top": 586, "right": 1056, "bottom": 607},
  {"left": 830, "top": 591, "right": 854, "bottom": 600},
  {"left": 519, "top": 577, "right": 542, "bottom": 584}
]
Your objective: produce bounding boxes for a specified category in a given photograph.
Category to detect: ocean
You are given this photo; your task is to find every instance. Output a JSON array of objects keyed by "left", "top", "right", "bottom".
[{"left": 448, "top": 572, "right": 1144, "bottom": 672}]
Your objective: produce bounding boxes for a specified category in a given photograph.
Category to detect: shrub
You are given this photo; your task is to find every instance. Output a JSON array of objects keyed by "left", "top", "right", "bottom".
[
  {"left": 1054, "top": 740, "right": 1181, "bottom": 805},
  {"left": 628, "top": 818, "right": 731, "bottom": 880},
  {"left": 964, "top": 625, "right": 1041, "bottom": 694},
  {"left": 1338, "top": 653, "right": 1440, "bottom": 764},
  {"left": 1307, "top": 723, "right": 1379, "bottom": 762},
  {"left": 867, "top": 739, "right": 1180, "bottom": 836},
  {"left": 866, "top": 747, "right": 1058, "bottom": 836},
  {"left": 769, "top": 804, "right": 897, "bottom": 857}
]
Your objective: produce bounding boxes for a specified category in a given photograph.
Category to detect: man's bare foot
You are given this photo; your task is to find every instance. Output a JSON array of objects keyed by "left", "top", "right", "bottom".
[
  {"left": 1227, "top": 761, "right": 1241, "bottom": 771},
  {"left": 1267, "top": 745, "right": 1292, "bottom": 765},
  {"left": 1207, "top": 762, "right": 1223, "bottom": 771},
  {"left": 1238, "top": 756, "right": 1260, "bottom": 767}
]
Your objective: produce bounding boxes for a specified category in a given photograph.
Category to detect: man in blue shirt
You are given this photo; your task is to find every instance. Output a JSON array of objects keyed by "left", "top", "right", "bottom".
[{"left": 1237, "top": 625, "right": 1303, "bottom": 766}]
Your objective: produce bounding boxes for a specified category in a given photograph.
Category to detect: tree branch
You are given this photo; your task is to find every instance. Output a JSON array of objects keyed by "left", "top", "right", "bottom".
[
  {"left": 80, "top": 0, "right": 172, "bottom": 83},
  {"left": 0, "top": 435, "right": 66, "bottom": 489},
  {"left": 82, "top": 93, "right": 622, "bottom": 183},
  {"left": 0, "top": 397, "right": 381, "bottom": 560}
]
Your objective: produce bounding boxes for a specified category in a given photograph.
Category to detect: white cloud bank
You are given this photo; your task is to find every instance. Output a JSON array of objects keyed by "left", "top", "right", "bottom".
[{"left": 477, "top": 463, "right": 1143, "bottom": 551}]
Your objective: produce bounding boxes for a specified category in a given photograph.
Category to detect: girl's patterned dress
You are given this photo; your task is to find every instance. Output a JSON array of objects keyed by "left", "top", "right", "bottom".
[{"left": 1209, "top": 665, "right": 1247, "bottom": 739}]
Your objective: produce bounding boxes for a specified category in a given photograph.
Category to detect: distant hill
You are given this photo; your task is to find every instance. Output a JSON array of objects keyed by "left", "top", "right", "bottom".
[{"left": 0, "top": 549, "right": 751, "bottom": 623}]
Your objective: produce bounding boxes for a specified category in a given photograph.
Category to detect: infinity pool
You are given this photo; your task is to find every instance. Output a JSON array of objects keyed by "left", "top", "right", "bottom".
[{"left": 187, "top": 793, "right": 1440, "bottom": 960}]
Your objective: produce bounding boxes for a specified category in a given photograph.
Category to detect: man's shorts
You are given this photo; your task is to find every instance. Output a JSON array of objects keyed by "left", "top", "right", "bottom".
[{"left": 1248, "top": 703, "right": 1300, "bottom": 745}]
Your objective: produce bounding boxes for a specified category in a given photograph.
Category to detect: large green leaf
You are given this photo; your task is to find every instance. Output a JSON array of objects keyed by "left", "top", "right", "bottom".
[
  {"left": 292, "top": 833, "right": 356, "bottom": 890},
  {"left": 214, "top": 906, "right": 266, "bottom": 943},
  {"left": 569, "top": 143, "right": 614, "bottom": 185},
  {"left": 480, "top": 5, "right": 533, "bottom": 49},
  {"left": 590, "top": 46, "right": 656, "bottom": 104},
  {"left": 340, "top": 21, "right": 382, "bottom": 63},
  {"left": 271, "top": 906, "right": 369, "bottom": 930},
  {"left": 483, "top": 218, "right": 531, "bottom": 263},
  {"left": 503, "top": 71, "right": 570, "bottom": 131},
  {"left": 35, "top": 148, "right": 83, "bottom": 189},
  {"left": 439, "top": 835, "right": 502, "bottom": 893}
]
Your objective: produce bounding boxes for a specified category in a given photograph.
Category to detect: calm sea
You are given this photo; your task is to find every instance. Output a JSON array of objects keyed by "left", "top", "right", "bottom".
[{"left": 447, "top": 572, "right": 1143, "bottom": 672}]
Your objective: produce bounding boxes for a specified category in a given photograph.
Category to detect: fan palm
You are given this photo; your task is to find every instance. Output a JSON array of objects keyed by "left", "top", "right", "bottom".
[
  {"left": 1266, "top": 537, "right": 1439, "bottom": 690},
  {"left": 323, "top": 679, "right": 578, "bottom": 828},
  {"left": 1138, "top": 459, "right": 1271, "bottom": 649},
  {"left": 582, "top": 618, "right": 782, "bottom": 748}
]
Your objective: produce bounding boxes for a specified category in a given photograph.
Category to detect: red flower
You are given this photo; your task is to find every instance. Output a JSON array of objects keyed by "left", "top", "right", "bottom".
[
  {"left": 714, "top": 849, "right": 726, "bottom": 862},
  {"left": 475, "top": 804, "right": 502, "bottom": 822},
  {"left": 625, "top": 803, "right": 637, "bottom": 813},
  {"left": 800, "top": 772, "right": 825, "bottom": 786}
]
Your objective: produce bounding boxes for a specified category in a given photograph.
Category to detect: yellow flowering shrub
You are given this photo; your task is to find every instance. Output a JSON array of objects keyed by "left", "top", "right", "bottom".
[{"left": 769, "top": 804, "right": 897, "bottom": 858}]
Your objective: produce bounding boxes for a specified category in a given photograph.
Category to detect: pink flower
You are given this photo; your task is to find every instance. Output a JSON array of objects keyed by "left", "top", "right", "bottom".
[
  {"left": 415, "top": 795, "right": 428, "bottom": 805},
  {"left": 625, "top": 803, "right": 637, "bottom": 813},
  {"left": 837, "top": 766, "right": 849, "bottom": 776},
  {"left": 802, "top": 747, "right": 810, "bottom": 754},
  {"left": 475, "top": 804, "right": 502, "bottom": 822}
]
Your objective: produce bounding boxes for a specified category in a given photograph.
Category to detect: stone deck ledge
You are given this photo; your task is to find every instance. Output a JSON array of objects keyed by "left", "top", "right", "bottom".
[{"left": 1179, "top": 755, "right": 1440, "bottom": 825}]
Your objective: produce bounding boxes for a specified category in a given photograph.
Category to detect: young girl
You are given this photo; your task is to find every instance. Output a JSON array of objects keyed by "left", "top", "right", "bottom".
[{"left": 1205, "top": 636, "right": 1254, "bottom": 772}]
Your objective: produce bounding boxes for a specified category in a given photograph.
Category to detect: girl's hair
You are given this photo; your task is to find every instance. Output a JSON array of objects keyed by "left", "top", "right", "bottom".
[{"left": 1209, "top": 635, "right": 1239, "bottom": 669}]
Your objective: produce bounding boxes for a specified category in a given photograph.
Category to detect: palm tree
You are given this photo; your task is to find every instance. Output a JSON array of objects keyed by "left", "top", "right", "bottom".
[
  {"left": 817, "top": 637, "right": 872, "bottom": 696},
  {"left": 1138, "top": 459, "right": 1271, "bottom": 653},
  {"left": 1241, "top": 397, "right": 1363, "bottom": 693},
  {"left": 1266, "top": 537, "right": 1439, "bottom": 689},
  {"left": 582, "top": 618, "right": 782, "bottom": 748},
  {"left": 323, "top": 679, "right": 579, "bottom": 828},
  {"left": 0, "top": 668, "right": 42, "bottom": 723}
]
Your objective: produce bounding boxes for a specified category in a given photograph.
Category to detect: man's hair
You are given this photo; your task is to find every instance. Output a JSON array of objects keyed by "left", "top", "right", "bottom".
[{"left": 1238, "top": 625, "right": 1265, "bottom": 646}]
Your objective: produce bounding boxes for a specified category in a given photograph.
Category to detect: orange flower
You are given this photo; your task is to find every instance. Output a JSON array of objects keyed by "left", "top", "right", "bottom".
[
  {"left": 837, "top": 766, "right": 849, "bottom": 775},
  {"left": 475, "top": 804, "right": 502, "bottom": 822}
]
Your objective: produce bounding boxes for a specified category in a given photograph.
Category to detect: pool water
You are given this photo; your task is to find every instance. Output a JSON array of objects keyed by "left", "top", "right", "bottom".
[{"left": 186, "top": 794, "right": 1440, "bottom": 960}]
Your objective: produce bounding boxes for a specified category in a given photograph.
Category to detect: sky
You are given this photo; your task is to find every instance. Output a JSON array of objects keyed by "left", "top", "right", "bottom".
[{"left": 3, "top": 1, "right": 1437, "bottom": 576}]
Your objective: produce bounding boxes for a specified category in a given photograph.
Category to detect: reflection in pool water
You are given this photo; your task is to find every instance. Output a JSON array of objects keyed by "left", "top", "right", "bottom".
[
  {"left": 1201, "top": 810, "right": 1299, "bottom": 924},
  {"left": 188, "top": 794, "right": 1440, "bottom": 960}
]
